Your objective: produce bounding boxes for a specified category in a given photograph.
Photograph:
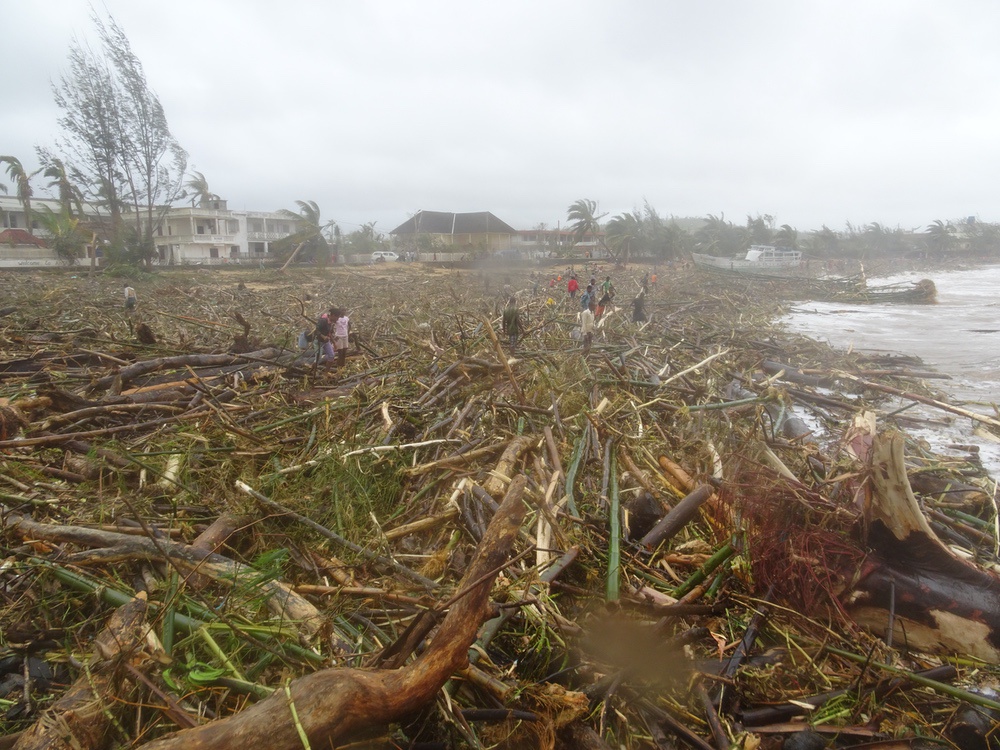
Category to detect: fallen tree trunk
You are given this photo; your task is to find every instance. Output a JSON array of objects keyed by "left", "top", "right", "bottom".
[
  {"left": 135, "top": 474, "right": 529, "bottom": 749},
  {"left": 89, "top": 349, "right": 285, "bottom": 392},
  {"left": 13, "top": 594, "right": 148, "bottom": 750}
]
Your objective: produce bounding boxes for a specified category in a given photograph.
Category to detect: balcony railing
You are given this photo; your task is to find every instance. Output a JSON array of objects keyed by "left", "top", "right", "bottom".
[
  {"left": 247, "top": 231, "right": 291, "bottom": 241},
  {"left": 163, "top": 234, "right": 235, "bottom": 245}
]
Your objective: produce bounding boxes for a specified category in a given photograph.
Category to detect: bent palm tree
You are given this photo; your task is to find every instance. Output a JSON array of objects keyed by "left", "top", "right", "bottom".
[
  {"left": 606, "top": 211, "right": 642, "bottom": 265},
  {"left": 185, "top": 171, "right": 217, "bottom": 207},
  {"left": 0, "top": 156, "right": 40, "bottom": 234},
  {"left": 567, "top": 199, "right": 612, "bottom": 259},
  {"left": 279, "top": 200, "right": 331, "bottom": 271},
  {"left": 42, "top": 157, "right": 85, "bottom": 218},
  {"left": 925, "top": 219, "right": 954, "bottom": 256},
  {"left": 774, "top": 224, "right": 798, "bottom": 250},
  {"left": 34, "top": 205, "right": 88, "bottom": 264}
]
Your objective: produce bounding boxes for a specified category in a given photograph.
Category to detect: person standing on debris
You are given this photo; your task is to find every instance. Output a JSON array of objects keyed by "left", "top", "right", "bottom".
[
  {"left": 580, "top": 299, "right": 595, "bottom": 354},
  {"left": 315, "top": 306, "right": 337, "bottom": 367},
  {"left": 602, "top": 275, "right": 615, "bottom": 299},
  {"left": 333, "top": 308, "right": 350, "bottom": 368},
  {"left": 123, "top": 284, "right": 137, "bottom": 311},
  {"left": 632, "top": 290, "right": 647, "bottom": 323},
  {"left": 502, "top": 297, "right": 523, "bottom": 351},
  {"left": 567, "top": 275, "right": 579, "bottom": 299},
  {"left": 580, "top": 283, "right": 594, "bottom": 310},
  {"left": 595, "top": 291, "right": 612, "bottom": 322}
]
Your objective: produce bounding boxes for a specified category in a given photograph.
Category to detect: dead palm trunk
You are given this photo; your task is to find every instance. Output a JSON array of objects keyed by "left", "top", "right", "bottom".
[{"left": 279, "top": 240, "right": 307, "bottom": 272}]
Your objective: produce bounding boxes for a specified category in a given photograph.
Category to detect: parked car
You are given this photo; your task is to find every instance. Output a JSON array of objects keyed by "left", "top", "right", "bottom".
[{"left": 371, "top": 251, "right": 399, "bottom": 263}]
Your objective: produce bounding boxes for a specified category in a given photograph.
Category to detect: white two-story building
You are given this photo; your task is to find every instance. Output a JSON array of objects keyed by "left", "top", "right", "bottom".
[
  {"left": 0, "top": 194, "right": 304, "bottom": 267},
  {"left": 153, "top": 198, "right": 303, "bottom": 265}
]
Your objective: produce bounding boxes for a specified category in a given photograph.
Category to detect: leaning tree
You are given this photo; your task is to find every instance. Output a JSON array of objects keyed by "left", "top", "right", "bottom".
[{"left": 50, "top": 11, "right": 187, "bottom": 266}]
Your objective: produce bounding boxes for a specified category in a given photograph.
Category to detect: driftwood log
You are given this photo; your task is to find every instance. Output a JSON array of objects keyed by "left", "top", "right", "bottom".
[
  {"left": 135, "top": 474, "right": 529, "bottom": 749},
  {"left": 846, "top": 430, "right": 1000, "bottom": 662}
]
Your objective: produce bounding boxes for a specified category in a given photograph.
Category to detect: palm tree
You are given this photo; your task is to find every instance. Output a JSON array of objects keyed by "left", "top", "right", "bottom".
[
  {"left": 606, "top": 211, "right": 642, "bottom": 265},
  {"left": 0, "top": 156, "right": 40, "bottom": 234},
  {"left": 42, "top": 157, "right": 85, "bottom": 218},
  {"left": 696, "top": 214, "right": 747, "bottom": 256},
  {"left": 925, "top": 219, "right": 954, "bottom": 256},
  {"left": 661, "top": 222, "right": 691, "bottom": 260},
  {"left": 33, "top": 205, "right": 88, "bottom": 264},
  {"left": 746, "top": 214, "right": 774, "bottom": 245},
  {"left": 566, "top": 199, "right": 612, "bottom": 259},
  {"left": 279, "top": 200, "right": 332, "bottom": 270},
  {"left": 774, "top": 224, "right": 798, "bottom": 250},
  {"left": 809, "top": 226, "right": 840, "bottom": 257},
  {"left": 185, "top": 171, "right": 217, "bottom": 207},
  {"left": 863, "top": 222, "right": 889, "bottom": 259}
]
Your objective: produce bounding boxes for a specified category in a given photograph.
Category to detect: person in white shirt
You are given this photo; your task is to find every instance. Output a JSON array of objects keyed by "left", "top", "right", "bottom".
[
  {"left": 333, "top": 310, "right": 350, "bottom": 368},
  {"left": 580, "top": 303, "right": 595, "bottom": 354},
  {"left": 123, "top": 284, "right": 137, "bottom": 311}
]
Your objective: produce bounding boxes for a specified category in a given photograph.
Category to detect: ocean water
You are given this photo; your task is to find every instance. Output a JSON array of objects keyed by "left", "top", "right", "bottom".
[{"left": 780, "top": 264, "right": 1000, "bottom": 478}]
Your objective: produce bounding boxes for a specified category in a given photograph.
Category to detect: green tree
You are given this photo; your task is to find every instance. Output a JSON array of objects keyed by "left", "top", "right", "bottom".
[
  {"left": 746, "top": 214, "right": 774, "bottom": 245},
  {"left": 808, "top": 225, "right": 840, "bottom": 257},
  {"left": 925, "top": 219, "right": 954, "bottom": 256},
  {"left": 33, "top": 205, "right": 88, "bottom": 264},
  {"left": 39, "top": 154, "right": 86, "bottom": 218},
  {"left": 278, "top": 200, "right": 332, "bottom": 270},
  {"left": 964, "top": 220, "right": 1000, "bottom": 258},
  {"left": 774, "top": 224, "right": 798, "bottom": 250},
  {"left": 51, "top": 11, "right": 188, "bottom": 267},
  {"left": 638, "top": 201, "right": 689, "bottom": 260},
  {"left": 185, "top": 171, "right": 217, "bottom": 207},
  {"left": 0, "top": 156, "right": 40, "bottom": 234},
  {"left": 567, "top": 198, "right": 612, "bottom": 259},
  {"left": 696, "top": 214, "right": 748, "bottom": 257},
  {"left": 606, "top": 211, "right": 642, "bottom": 264},
  {"left": 344, "top": 222, "right": 387, "bottom": 257},
  {"left": 862, "top": 222, "right": 889, "bottom": 258},
  {"left": 661, "top": 221, "right": 691, "bottom": 259}
]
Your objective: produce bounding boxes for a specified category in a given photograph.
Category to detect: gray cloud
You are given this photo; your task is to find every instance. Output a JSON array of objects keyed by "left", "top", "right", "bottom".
[{"left": 6, "top": 0, "right": 1000, "bottom": 234}]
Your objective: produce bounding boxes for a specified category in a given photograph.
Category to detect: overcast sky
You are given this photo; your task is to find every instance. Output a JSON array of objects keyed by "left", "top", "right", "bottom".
[{"left": 4, "top": 1, "right": 998, "bottom": 235}]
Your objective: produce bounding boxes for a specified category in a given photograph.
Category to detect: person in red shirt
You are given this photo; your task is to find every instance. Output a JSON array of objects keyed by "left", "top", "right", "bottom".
[{"left": 567, "top": 275, "right": 579, "bottom": 299}]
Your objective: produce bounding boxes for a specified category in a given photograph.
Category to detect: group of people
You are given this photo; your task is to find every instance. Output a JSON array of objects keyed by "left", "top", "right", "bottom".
[
  {"left": 313, "top": 306, "right": 351, "bottom": 369},
  {"left": 574, "top": 275, "right": 618, "bottom": 353}
]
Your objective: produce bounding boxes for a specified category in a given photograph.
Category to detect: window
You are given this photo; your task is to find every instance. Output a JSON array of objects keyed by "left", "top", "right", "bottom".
[
  {"left": 249, "top": 219, "right": 263, "bottom": 233},
  {"left": 228, "top": 219, "right": 239, "bottom": 234},
  {"left": 197, "top": 225, "right": 205, "bottom": 235},
  {"left": 209, "top": 247, "right": 219, "bottom": 258}
]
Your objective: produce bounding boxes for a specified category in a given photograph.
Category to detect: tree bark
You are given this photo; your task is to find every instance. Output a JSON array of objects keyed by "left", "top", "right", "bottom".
[
  {"left": 135, "top": 474, "right": 529, "bottom": 749},
  {"left": 13, "top": 594, "right": 148, "bottom": 750}
]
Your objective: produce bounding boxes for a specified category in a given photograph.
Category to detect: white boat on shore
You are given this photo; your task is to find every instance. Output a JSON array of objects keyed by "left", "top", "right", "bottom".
[{"left": 692, "top": 245, "right": 802, "bottom": 274}]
